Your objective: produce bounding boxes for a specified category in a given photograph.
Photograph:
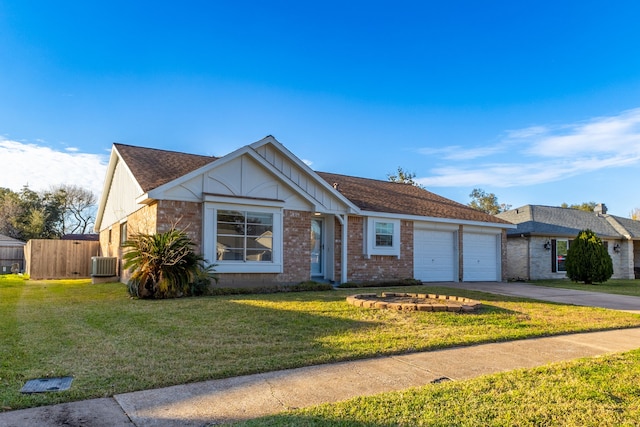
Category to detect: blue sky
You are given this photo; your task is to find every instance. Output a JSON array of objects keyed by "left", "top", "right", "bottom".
[{"left": 1, "top": 1, "right": 640, "bottom": 216}]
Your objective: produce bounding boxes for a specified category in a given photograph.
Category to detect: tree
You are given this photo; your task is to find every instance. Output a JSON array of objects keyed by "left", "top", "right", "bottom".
[
  {"left": 560, "top": 202, "right": 597, "bottom": 212},
  {"left": 0, "top": 188, "right": 23, "bottom": 238},
  {"left": 387, "top": 167, "right": 424, "bottom": 188},
  {"left": 468, "top": 188, "right": 511, "bottom": 215},
  {"left": 51, "top": 184, "right": 97, "bottom": 235},
  {"left": 122, "top": 227, "right": 216, "bottom": 299},
  {"left": 0, "top": 186, "right": 63, "bottom": 240},
  {"left": 630, "top": 208, "right": 640, "bottom": 220},
  {"left": 565, "top": 229, "right": 613, "bottom": 284},
  {"left": 0, "top": 184, "right": 97, "bottom": 240}
]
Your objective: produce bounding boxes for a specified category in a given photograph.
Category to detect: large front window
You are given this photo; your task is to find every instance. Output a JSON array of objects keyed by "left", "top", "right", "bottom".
[{"left": 216, "top": 210, "right": 273, "bottom": 262}]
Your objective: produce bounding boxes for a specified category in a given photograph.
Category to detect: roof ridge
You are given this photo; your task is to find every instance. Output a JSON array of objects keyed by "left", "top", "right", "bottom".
[
  {"left": 114, "top": 143, "right": 217, "bottom": 160},
  {"left": 603, "top": 215, "right": 632, "bottom": 239}
]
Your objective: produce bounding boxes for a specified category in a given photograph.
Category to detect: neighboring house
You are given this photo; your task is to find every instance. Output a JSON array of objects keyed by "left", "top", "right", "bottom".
[
  {"left": 94, "top": 136, "right": 514, "bottom": 287},
  {"left": 0, "top": 233, "right": 26, "bottom": 274},
  {"left": 496, "top": 204, "right": 640, "bottom": 280}
]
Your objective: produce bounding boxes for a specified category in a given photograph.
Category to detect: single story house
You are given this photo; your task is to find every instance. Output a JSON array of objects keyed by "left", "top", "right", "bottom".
[
  {"left": 95, "top": 136, "right": 514, "bottom": 287},
  {"left": 0, "top": 233, "right": 26, "bottom": 274},
  {"left": 496, "top": 204, "right": 640, "bottom": 280}
]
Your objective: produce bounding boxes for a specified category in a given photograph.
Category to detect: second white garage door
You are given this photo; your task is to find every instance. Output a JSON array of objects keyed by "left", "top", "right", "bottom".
[
  {"left": 414, "top": 229, "right": 457, "bottom": 282},
  {"left": 463, "top": 233, "right": 499, "bottom": 281}
]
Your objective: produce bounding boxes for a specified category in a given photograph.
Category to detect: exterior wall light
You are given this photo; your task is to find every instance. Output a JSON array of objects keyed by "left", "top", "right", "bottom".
[
  {"left": 543, "top": 240, "right": 551, "bottom": 250},
  {"left": 613, "top": 243, "right": 621, "bottom": 253}
]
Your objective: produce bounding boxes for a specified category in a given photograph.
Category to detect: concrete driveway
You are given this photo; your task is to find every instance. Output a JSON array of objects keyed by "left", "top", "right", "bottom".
[{"left": 444, "top": 281, "right": 640, "bottom": 314}]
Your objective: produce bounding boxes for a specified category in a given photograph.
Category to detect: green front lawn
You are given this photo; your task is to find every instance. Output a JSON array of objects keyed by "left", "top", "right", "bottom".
[
  {"left": 531, "top": 279, "right": 640, "bottom": 297},
  {"left": 238, "top": 349, "right": 640, "bottom": 426},
  {"left": 2, "top": 275, "right": 640, "bottom": 412}
]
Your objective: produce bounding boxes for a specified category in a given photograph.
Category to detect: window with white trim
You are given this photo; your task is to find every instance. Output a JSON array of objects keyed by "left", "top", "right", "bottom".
[
  {"left": 375, "top": 222, "right": 394, "bottom": 247},
  {"left": 216, "top": 210, "right": 273, "bottom": 262},
  {"left": 365, "top": 217, "right": 401, "bottom": 258}
]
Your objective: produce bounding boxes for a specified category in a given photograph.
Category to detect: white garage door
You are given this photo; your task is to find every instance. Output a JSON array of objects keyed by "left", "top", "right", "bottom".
[
  {"left": 463, "top": 233, "right": 499, "bottom": 281},
  {"left": 414, "top": 229, "right": 456, "bottom": 282}
]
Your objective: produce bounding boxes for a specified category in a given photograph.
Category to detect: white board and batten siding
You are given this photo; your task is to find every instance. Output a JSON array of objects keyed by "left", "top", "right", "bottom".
[
  {"left": 462, "top": 227, "right": 501, "bottom": 281},
  {"left": 413, "top": 223, "right": 458, "bottom": 282}
]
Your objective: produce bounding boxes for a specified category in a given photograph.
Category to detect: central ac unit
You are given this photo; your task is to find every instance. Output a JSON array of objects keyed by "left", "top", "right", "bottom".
[{"left": 91, "top": 257, "right": 117, "bottom": 277}]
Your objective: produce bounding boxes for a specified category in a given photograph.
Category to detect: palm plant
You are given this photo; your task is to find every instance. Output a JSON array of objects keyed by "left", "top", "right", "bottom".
[{"left": 122, "top": 228, "right": 216, "bottom": 298}]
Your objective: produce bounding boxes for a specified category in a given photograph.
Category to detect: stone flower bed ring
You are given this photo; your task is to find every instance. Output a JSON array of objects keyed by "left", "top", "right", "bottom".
[{"left": 346, "top": 292, "right": 481, "bottom": 313}]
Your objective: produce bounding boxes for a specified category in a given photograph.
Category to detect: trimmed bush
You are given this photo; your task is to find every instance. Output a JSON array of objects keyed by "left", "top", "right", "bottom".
[{"left": 565, "top": 229, "right": 613, "bottom": 284}]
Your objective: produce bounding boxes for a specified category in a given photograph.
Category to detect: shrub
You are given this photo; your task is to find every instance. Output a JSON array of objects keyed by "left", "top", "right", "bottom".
[
  {"left": 122, "top": 228, "right": 217, "bottom": 298},
  {"left": 208, "top": 281, "right": 334, "bottom": 296},
  {"left": 336, "top": 278, "right": 422, "bottom": 288},
  {"left": 565, "top": 229, "right": 613, "bottom": 284}
]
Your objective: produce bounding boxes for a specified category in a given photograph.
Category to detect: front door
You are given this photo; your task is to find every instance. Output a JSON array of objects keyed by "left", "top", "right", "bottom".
[{"left": 311, "top": 218, "right": 323, "bottom": 277}]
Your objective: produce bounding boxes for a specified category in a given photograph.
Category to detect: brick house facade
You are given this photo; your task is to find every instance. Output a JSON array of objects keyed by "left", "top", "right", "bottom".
[{"left": 96, "top": 136, "right": 513, "bottom": 287}]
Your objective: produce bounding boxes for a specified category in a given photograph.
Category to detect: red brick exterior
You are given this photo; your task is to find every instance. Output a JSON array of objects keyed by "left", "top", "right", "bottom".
[
  {"left": 156, "top": 200, "right": 203, "bottom": 253},
  {"left": 335, "top": 216, "right": 414, "bottom": 283},
  {"left": 214, "top": 209, "right": 312, "bottom": 287},
  {"left": 101, "top": 203, "right": 420, "bottom": 287}
]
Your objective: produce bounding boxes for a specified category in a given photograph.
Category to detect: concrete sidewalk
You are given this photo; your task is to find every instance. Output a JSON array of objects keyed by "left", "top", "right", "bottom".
[{"left": 2, "top": 283, "right": 640, "bottom": 426}]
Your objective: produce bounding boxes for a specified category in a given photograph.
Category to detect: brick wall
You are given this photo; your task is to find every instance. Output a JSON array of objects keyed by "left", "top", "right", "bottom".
[
  {"left": 279, "top": 210, "right": 312, "bottom": 283},
  {"left": 343, "top": 216, "right": 413, "bottom": 282},
  {"left": 504, "top": 236, "right": 529, "bottom": 280},
  {"left": 156, "top": 200, "right": 203, "bottom": 253}
]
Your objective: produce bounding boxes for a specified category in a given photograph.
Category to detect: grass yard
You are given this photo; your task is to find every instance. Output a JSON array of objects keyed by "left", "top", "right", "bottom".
[
  {"left": 531, "top": 279, "right": 640, "bottom": 297},
  {"left": 237, "top": 349, "right": 640, "bottom": 427},
  {"left": 2, "top": 275, "right": 640, "bottom": 412}
]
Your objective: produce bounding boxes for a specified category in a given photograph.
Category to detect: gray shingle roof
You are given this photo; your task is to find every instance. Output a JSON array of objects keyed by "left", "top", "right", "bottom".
[{"left": 496, "top": 205, "right": 640, "bottom": 239}]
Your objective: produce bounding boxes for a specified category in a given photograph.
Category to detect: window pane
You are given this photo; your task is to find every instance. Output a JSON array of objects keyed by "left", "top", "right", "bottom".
[
  {"left": 557, "top": 240, "right": 568, "bottom": 272},
  {"left": 376, "top": 234, "right": 393, "bottom": 247},
  {"left": 375, "top": 221, "right": 393, "bottom": 247},
  {"left": 247, "top": 225, "right": 273, "bottom": 237},
  {"left": 218, "top": 248, "right": 244, "bottom": 261},
  {"left": 218, "top": 210, "right": 244, "bottom": 223},
  {"left": 217, "top": 222, "right": 245, "bottom": 235},
  {"left": 247, "top": 212, "right": 273, "bottom": 225},
  {"left": 216, "top": 210, "right": 274, "bottom": 262},
  {"left": 376, "top": 222, "right": 393, "bottom": 235}
]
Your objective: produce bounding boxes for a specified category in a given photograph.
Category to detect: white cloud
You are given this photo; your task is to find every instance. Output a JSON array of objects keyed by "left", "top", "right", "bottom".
[
  {"left": 302, "top": 159, "right": 313, "bottom": 167},
  {"left": 0, "top": 139, "right": 108, "bottom": 197},
  {"left": 418, "top": 144, "right": 507, "bottom": 161},
  {"left": 417, "top": 108, "right": 640, "bottom": 188}
]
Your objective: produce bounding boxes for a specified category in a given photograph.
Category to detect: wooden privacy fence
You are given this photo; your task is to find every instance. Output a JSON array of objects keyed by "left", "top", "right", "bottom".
[{"left": 25, "top": 239, "right": 101, "bottom": 280}]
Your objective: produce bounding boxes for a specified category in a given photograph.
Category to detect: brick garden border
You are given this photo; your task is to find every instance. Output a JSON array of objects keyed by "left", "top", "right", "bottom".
[{"left": 346, "top": 292, "right": 481, "bottom": 313}]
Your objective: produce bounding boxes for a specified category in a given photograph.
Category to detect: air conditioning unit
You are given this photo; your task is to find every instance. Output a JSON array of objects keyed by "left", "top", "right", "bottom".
[{"left": 91, "top": 257, "right": 117, "bottom": 277}]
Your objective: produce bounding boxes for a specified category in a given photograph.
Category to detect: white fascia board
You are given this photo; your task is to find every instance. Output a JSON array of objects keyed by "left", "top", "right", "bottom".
[
  {"left": 249, "top": 136, "right": 360, "bottom": 214},
  {"left": 95, "top": 146, "right": 145, "bottom": 232},
  {"left": 359, "top": 210, "right": 517, "bottom": 229},
  {"left": 203, "top": 194, "right": 285, "bottom": 208}
]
